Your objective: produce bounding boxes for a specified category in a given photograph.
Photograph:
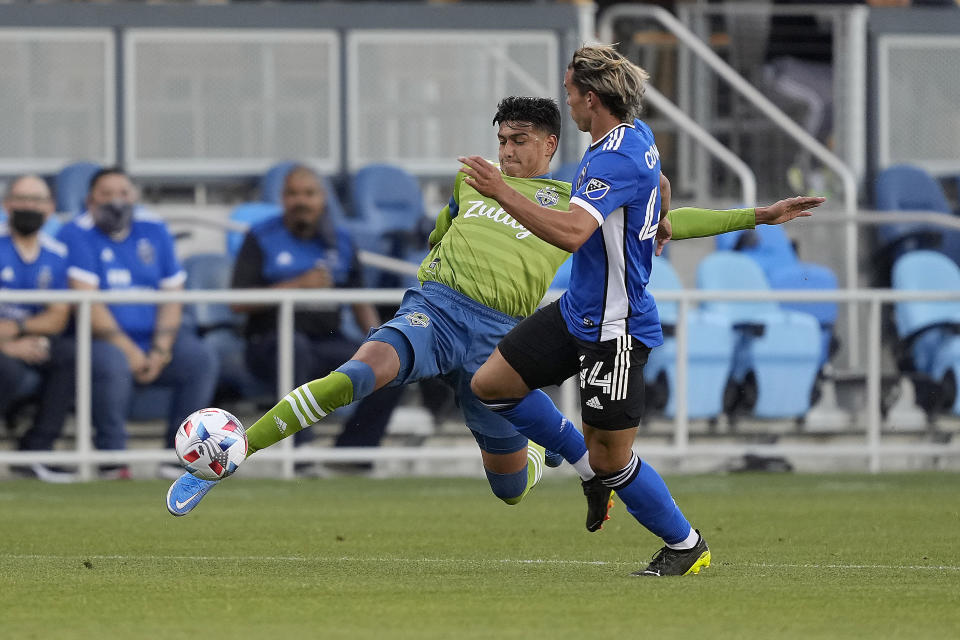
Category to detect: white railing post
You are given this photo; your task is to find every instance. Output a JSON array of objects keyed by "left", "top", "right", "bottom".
[
  {"left": 277, "top": 297, "right": 296, "bottom": 480},
  {"left": 866, "top": 297, "right": 883, "bottom": 473},
  {"left": 674, "top": 297, "right": 691, "bottom": 463},
  {"left": 75, "top": 299, "right": 94, "bottom": 481}
]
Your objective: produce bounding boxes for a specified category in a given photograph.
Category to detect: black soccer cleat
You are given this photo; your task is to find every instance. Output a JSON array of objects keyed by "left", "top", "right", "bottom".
[
  {"left": 632, "top": 530, "right": 711, "bottom": 577},
  {"left": 582, "top": 476, "right": 614, "bottom": 532}
]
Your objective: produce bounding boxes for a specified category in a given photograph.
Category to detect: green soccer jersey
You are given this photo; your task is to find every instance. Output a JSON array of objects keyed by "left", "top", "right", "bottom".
[{"left": 418, "top": 170, "right": 571, "bottom": 318}]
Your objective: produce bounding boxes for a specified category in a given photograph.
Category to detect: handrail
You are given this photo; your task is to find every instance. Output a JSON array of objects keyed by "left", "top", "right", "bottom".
[
  {"left": 597, "top": 2, "right": 863, "bottom": 364},
  {"left": 644, "top": 85, "right": 757, "bottom": 206},
  {"left": 2, "top": 286, "right": 958, "bottom": 478},
  {"left": 597, "top": 4, "right": 858, "bottom": 216}
]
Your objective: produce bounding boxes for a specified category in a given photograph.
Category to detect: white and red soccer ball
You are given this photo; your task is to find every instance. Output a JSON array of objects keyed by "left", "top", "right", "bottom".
[{"left": 174, "top": 408, "right": 247, "bottom": 480}]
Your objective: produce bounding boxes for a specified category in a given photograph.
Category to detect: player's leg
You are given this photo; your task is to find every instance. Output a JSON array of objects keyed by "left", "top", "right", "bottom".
[
  {"left": 471, "top": 304, "right": 615, "bottom": 530},
  {"left": 167, "top": 337, "right": 404, "bottom": 517},
  {"left": 244, "top": 339, "right": 401, "bottom": 454},
  {"left": 577, "top": 338, "right": 709, "bottom": 577},
  {"left": 458, "top": 377, "right": 546, "bottom": 505}
]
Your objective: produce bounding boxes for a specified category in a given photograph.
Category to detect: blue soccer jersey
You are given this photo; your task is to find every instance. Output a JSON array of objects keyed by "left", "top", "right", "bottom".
[
  {"left": 0, "top": 226, "right": 69, "bottom": 319},
  {"left": 560, "top": 119, "right": 663, "bottom": 347},
  {"left": 58, "top": 211, "right": 185, "bottom": 350}
]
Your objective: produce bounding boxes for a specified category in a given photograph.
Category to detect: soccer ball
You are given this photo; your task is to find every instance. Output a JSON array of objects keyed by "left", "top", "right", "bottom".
[{"left": 174, "top": 408, "right": 247, "bottom": 480}]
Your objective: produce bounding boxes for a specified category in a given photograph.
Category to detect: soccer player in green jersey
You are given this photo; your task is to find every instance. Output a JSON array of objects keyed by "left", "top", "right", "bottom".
[{"left": 167, "top": 95, "right": 822, "bottom": 521}]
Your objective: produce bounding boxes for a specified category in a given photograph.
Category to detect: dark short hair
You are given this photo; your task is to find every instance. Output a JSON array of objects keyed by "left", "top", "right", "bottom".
[
  {"left": 88, "top": 166, "right": 129, "bottom": 196},
  {"left": 492, "top": 96, "right": 562, "bottom": 141}
]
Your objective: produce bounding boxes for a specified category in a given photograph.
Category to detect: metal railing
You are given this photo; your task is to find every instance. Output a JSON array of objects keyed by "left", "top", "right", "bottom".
[{"left": 2, "top": 286, "right": 958, "bottom": 479}]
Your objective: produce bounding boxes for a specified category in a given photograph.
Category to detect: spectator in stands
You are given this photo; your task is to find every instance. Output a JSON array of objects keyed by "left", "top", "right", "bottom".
[
  {"left": 231, "top": 165, "right": 403, "bottom": 473},
  {"left": 58, "top": 168, "right": 217, "bottom": 479},
  {"left": 0, "top": 175, "right": 76, "bottom": 482}
]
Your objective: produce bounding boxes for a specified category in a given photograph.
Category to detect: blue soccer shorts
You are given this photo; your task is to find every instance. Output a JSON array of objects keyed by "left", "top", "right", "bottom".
[{"left": 363, "top": 281, "right": 528, "bottom": 454}]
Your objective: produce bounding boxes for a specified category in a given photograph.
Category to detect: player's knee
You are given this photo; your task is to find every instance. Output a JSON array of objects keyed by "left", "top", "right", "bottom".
[
  {"left": 485, "top": 467, "right": 527, "bottom": 504},
  {"left": 470, "top": 370, "right": 495, "bottom": 401}
]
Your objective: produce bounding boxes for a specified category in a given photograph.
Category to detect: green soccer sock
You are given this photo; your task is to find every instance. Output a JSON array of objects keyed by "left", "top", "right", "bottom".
[
  {"left": 502, "top": 442, "right": 546, "bottom": 505},
  {"left": 245, "top": 372, "right": 355, "bottom": 456}
]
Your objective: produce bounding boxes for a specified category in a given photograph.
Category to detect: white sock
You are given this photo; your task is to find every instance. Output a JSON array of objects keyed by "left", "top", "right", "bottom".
[
  {"left": 666, "top": 527, "right": 699, "bottom": 551},
  {"left": 571, "top": 452, "right": 594, "bottom": 481}
]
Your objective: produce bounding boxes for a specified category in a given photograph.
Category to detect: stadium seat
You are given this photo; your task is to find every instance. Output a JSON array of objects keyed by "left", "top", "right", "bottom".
[
  {"left": 873, "top": 165, "right": 952, "bottom": 280},
  {"left": 548, "top": 255, "right": 572, "bottom": 291},
  {"left": 226, "top": 202, "right": 281, "bottom": 255},
  {"left": 891, "top": 250, "right": 960, "bottom": 415},
  {"left": 552, "top": 161, "right": 580, "bottom": 183},
  {"left": 696, "top": 251, "right": 822, "bottom": 419},
  {"left": 645, "top": 256, "right": 735, "bottom": 419},
  {"left": 350, "top": 164, "right": 429, "bottom": 287},
  {"left": 714, "top": 225, "right": 798, "bottom": 278},
  {"left": 258, "top": 161, "right": 299, "bottom": 204},
  {"left": 53, "top": 161, "right": 100, "bottom": 215},
  {"left": 182, "top": 252, "right": 270, "bottom": 402},
  {"left": 768, "top": 261, "right": 839, "bottom": 367}
]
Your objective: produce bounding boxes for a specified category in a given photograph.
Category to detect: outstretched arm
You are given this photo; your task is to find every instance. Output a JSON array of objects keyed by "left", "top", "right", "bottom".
[{"left": 655, "top": 195, "right": 825, "bottom": 256}]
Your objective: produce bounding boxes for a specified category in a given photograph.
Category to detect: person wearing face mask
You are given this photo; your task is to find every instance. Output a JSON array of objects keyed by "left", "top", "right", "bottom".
[
  {"left": 57, "top": 167, "right": 218, "bottom": 479},
  {"left": 0, "top": 175, "right": 77, "bottom": 482},
  {"left": 230, "top": 165, "right": 404, "bottom": 474}
]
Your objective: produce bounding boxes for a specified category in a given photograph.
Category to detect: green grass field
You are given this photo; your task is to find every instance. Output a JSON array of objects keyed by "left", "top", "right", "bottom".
[{"left": 1, "top": 472, "right": 958, "bottom": 639}]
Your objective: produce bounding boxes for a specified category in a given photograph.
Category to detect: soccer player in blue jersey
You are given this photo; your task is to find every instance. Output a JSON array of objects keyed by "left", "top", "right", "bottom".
[
  {"left": 59, "top": 168, "right": 218, "bottom": 475},
  {"left": 0, "top": 175, "right": 76, "bottom": 482},
  {"left": 461, "top": 45, "right": 823, "bottom": 576}
]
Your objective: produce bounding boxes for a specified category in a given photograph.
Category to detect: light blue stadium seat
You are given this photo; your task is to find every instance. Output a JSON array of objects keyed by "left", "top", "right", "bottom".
[
  {"left": 53, "top": 161, "right": 100, "bottom": 215},
  {"left": 226, "top": 202, "right": 282, "bottom": 256},
  {"left": 874, "top": 165, "right": 953, "bottom": 272},
  {"left": 696, "top": 251, "right": 821, "bottom": 419},
  {"left": 548, "top": 255, "right": 572, "bottom": 291},
  {"left": 350, "top": 164, "right": 428, "bottom": 288},
  {"left": 552, "top": 162, "right": 580, "bottom": 183},
  {"left": 768, "top": 261, "right": 839, "bottom": 367},
  {"left": 714, "top": 225, "right": 798, "bottom": 278},
  {"left": 891, "top": 250, "right": 960, "bottom": 415},
  {"left": 644, "top": 256, "right": 735, "bottom": 419}
]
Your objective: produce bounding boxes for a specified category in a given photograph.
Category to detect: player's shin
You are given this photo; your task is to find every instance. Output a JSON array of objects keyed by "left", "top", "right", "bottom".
[
  {"left": 483, "top": 390, "right": 592, "bottom": 479},
  {"left": 245, "top": 371, "right": 355, "bottom": 455},
  {"left": 600, "top": 453, "right": 694, "bottom": 546},
  {"left": 485, "top": 444, "right": 545, "bottom": 505}
]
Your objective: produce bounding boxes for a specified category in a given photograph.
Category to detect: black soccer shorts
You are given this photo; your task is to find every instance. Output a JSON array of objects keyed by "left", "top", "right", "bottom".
[{"left": 498, "top": 301, "right": 651, "bottom": 430}]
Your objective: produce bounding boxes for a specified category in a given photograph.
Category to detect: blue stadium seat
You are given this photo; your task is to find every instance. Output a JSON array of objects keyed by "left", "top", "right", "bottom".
[
  {"left": 350, "top": 164, "right": 429, "bottom": 287},
  {"left": 53, "top": 161, "right": 100, "bottom": 215},
  {"left": 548, "top": 255, "right": 572, "bottom": 291},
  {"left": 873, "top": 165, "right": 953, "bottom": 274},
  {"left": 696, "top": 251, "right": 822, "bottom": 419},
  {"left": 645, "top": 256, "right": 735, "bottom": 419},
  {"left": 226, "top": 202, "right": 281, "bottom": 255},
  {"left": 714, "top": 225, "right": 798, "bottom": 278},
  {"left": 552, "top": 162, "right": 580, "bottom": 183},
  {"left": 258, "top": 161, "right": 299, "bottom": 204},
  {"left": 891, "top": 251, "right": 960, "bottom": 415},
  {"left": 768, "top": 261, "right": 839, "bottom": 367}
]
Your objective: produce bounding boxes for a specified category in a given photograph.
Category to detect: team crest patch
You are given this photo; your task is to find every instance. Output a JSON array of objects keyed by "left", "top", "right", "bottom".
[
  {"left": 136, "top": 238, "right": 155, "bottom": 265},
  {"left": 584, "top": 178, "right": 610, "bottom": 200},
  {"left": 405, "top": 312, "right": 431, "bottom": 327},
  {"left": 535, "top": 186, "right": 560, "bottom": 207}
]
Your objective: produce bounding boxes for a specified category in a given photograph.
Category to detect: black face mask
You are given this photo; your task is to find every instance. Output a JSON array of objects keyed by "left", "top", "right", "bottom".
[
  {"left": 93, "top": 201, "right": 134, "bottom": 235},
  {"left": 9, "top": 209, "right": 45, "bottom": 236}
]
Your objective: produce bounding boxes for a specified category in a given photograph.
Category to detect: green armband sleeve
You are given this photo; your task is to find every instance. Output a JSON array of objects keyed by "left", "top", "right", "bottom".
[{"left": 666, "top": 207, "right": 756, "bottom": 241}]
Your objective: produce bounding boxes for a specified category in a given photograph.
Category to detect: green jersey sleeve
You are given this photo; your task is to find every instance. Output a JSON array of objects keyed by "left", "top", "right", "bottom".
[
  {"left": 666, "top": 206, "right": 755, "bottom": 240},
  {"left": 428, "top": 172, "right": 464, "bottom": 247}
]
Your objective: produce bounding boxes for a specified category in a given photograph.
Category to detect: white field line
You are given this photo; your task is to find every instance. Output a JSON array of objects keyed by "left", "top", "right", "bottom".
[{"left": 1, "top": 554, "right": 959, "bottom": 572}]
